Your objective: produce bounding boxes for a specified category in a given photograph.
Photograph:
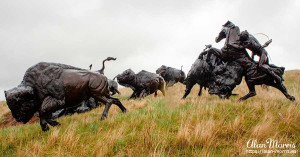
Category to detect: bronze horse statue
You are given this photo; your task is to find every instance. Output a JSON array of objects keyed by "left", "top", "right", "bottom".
[{"left": 205, "top": 23, "right": 295, "bottom": 101}]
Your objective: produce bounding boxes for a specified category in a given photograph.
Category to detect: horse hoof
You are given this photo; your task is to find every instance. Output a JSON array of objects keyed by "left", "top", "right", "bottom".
[
  {"left": 100, "top": 116, "right": 107, "bottom": 121},
  {"left": 289, "top": 96, "right": 295, "bottom": 101}
]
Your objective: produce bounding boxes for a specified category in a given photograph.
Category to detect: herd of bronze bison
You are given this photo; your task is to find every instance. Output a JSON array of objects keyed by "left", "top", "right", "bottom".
[{"left": 4, "top": 21, "right": 295, "bottom": 131}]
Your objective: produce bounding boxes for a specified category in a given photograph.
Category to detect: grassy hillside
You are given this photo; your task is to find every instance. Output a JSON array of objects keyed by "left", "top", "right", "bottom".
[{"left": 1, "top": 71, "right": 299, "bottom": 156}]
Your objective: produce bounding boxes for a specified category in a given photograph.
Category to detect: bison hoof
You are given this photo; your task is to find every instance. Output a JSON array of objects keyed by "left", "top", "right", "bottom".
[
  {"left": 46, "top": 120, "right": 61, "bottom": 126},
  {"left": 42, "top": 125, "right": 49, "bottom": 132},
  {"left": 51, "top": 121, "right": 61, "bottom": 127},
  {"left": 122, "top": 109, "right": 127, "bottom": 113}
]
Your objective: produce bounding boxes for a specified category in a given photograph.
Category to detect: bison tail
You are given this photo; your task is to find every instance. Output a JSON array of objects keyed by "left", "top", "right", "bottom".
[{"left": 159, "top": 77, "right": 166, "bottom": 96}]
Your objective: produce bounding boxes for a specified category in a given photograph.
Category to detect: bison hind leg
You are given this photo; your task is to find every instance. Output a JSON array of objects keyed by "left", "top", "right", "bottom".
[
  {"left": 116, "top": 89, "right": 121, "bottom": 96},
  {"left": 139, "top": 89, "right": 149, "bottom": 99},
  {"left": 98, "top": 96, "right": 126, "bottom": 120},
  {"left": 109, "top": 96, "right": 126, "bottom": 113},
  {"left": 97, "top": 97, "right": 112, "bottom": 120},
  {"left": 110, "top": 90, "right": 117, "bottom": 96}
]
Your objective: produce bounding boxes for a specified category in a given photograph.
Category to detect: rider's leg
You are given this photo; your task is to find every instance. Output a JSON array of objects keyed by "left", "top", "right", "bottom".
[{"left": 258, "top": 53, "right": 282, "bottom": 83}]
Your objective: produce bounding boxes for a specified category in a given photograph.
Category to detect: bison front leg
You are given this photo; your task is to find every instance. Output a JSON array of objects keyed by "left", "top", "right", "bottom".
[
  {"left": 39, "top": 96, "right": 64, "bottom": 131},
  {"left": 198, "top": 85, "right": 203, "bottom": 96},
  {"left": 128, "top": 91, "right": 138, "bottom": 99},
  {"left": 39, "top": 111, "right": 49, "bottom": 132}
]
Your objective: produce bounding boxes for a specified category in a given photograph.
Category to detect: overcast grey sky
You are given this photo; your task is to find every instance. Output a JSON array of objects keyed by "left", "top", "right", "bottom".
[{"left": 1, "top": 0, "right": 300, "bottom": 100}]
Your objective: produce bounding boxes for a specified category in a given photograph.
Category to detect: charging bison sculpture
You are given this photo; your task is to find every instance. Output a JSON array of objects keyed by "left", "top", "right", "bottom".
[
  {"left": 182, "top": 48, "right": 244, "bottom": 99},
  {"left": 5, "top": 62, "right": 126, "bottom": 131},
  {"left": 116, "top": 69, "right": 166, "bottom": 99},
  {"left": 52, "top": 57, "right": 120, "bottom": 119},
  {"left": 156, "top": 65, "right": 186, "bottom": 87}
]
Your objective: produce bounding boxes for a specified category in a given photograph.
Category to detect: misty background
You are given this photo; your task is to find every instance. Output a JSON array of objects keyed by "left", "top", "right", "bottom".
[{"left": 0, "top": 0, "right": 299, "bottom": 100}]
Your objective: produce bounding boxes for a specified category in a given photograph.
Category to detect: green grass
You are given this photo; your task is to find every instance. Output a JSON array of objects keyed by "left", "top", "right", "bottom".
[{"left": 0, "top": 71, "right": 299, "bottom": 156}]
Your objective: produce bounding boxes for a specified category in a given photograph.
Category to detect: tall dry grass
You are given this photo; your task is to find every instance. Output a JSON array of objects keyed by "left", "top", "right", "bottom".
[{"left": 0, "top": 71, "right": 299, "bottom": 156}]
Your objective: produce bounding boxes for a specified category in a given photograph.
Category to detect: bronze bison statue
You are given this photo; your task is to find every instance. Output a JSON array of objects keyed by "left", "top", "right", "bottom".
[
  {"left": 52, "top": 57, "right": 121, "bottom": 119},
  {"left": 156, "top": 65, "right": 186, "bottom": 87},
  {"left": 116, "top": 69, "right": 166, "bottom": 99},
  {"left": 108, "top": 77, "right": 121, "bottom": 96},
  {"left": 5, "top": 62, "right": 126, "bottom": 131},
  {"left": 183, "top": 49, "right": 244, "bottom": 99}
]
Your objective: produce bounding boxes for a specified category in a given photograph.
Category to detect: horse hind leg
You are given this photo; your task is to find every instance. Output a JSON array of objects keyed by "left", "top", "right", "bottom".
[
  {"left": 272, "top": 82, "right": 295, "bottom": 101},
  {"left": 239, "top": 82, "right": 256, "bottom": 102}
]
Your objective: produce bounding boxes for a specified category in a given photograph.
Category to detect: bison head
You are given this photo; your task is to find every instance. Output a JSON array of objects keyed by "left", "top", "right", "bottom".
[
  {"left": 116, "top": 69, "right": 136, "bottom": 87},
  {"left": 156, "top": 65, "right": 167, "bottom": 75},
  {"left": 5, "top": 84, "right": 39, "bottom": 123},
  {"left": 208, "top": 81, "right": 233, "bottom": 96},
  {"left": 208, "top": 61, "right": 243, "bottom": 97}
]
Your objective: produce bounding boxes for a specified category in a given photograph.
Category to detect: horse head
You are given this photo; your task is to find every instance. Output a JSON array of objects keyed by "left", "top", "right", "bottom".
[
  {"left": 216, "top": 27, "right": 228, "bottom": 43},
  {"left": 216, "top": 21, "right": 240, "bottom": 44}
]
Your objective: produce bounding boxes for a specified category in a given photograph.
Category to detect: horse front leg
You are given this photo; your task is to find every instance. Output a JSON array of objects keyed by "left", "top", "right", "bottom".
[
  {"left": 239, "top": 81, "right": 256, "bottom": 101},
  {"left": 182, "top": 81, "right": 196, "bottom": 99}
]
